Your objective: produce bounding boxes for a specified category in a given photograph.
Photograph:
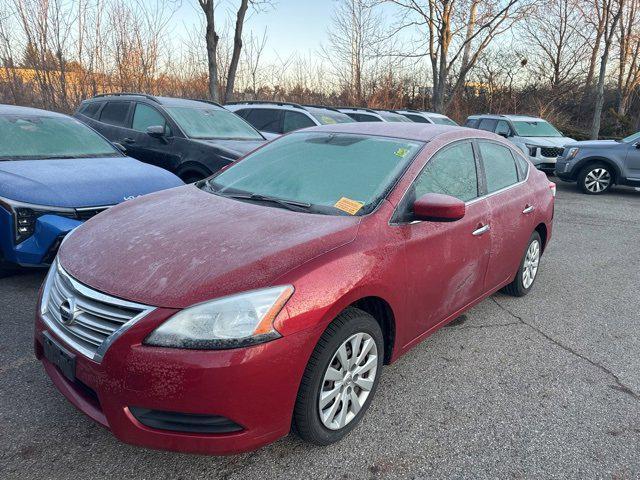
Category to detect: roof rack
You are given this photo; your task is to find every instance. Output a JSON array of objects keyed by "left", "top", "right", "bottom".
[
  {"left": 336, "top": 106, "right": 378, "bottom": 113},
  {"left": 301, "top": 104, "right": 342, "bottom": 113},
  {"left": 225, "top": 100, "right": 305, "bottom": 110},
  {"left": 92, "top": 92, "right": 160, "bottom": 103},
  {"left": 189, "top": 98, "right": 224, "bottom": 108}
]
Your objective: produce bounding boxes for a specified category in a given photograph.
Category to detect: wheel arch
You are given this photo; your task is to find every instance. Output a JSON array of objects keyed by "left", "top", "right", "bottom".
[
  {"left": 176, "top": 161, "right": 213, "bottom": 182},
  {"left": 534, "top": 223, "right": 548, "bottom": 253},
  {"left": 347, "top": 296, "right": 396, "bottom": 365},
  {"left": 573, "top": 156, "right": 622, "bottom": 183}
]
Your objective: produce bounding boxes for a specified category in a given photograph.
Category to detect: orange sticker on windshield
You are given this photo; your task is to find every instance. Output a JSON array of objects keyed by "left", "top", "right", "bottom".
[{"left": 334, "top": 197, "right": 364, "bottom": 215}]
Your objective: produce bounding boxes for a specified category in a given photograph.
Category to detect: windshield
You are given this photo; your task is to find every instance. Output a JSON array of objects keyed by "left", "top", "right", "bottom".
[
  {"left": 512, "top": 120, "right": 562, "bottom": 137},
  {"left": 0, "top": 115, "right": 118, "bottom": 160},
  {"left": 205, "top": 132, "right": 424, "bottom": 216},
  {"left": 166, "top": 107, "right": 264, "bottom": 140},
  {"left": 622, "top": 131, "right": 640, "bottom": 143},
  {"left": 377, "top": 111, "right": 412, "bottom": 122},
  {"left": 306, "top": 107, "right": 355, "bottom": 125},
  {"left": 430, "top": 116, "right": 458, "bottom": 126}
]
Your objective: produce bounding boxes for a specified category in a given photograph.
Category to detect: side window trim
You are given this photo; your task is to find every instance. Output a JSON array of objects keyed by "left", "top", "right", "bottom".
[
  {"left": 390, "top": 139, "right": 481, "bottom": 225},
  {"left": 471, "top": 139, "right": 530, "bottom": 204}
]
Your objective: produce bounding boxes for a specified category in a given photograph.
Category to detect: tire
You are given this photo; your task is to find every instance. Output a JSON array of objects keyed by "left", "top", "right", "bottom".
[
  {"left": 502, "top": 231, "right": 542, "bottom": 297},
  {"left": 578, "top": 162, "right": 613, "bottom": 194},
  {"left": 292, "top": 307, "right": 384, "bottom": 445}
]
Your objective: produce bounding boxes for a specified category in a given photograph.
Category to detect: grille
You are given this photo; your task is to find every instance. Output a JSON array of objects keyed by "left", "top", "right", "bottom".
[
  {"left": 540, "top": 147, "right": 564, "bottom": 158},
  {"left": 41, "top": 262, "right": 153, "bottom": 361}
]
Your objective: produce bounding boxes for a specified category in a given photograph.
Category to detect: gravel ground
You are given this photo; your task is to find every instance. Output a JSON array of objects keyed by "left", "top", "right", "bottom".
[{"left": 0, "top": 180, "right": 639, "bottom": 479}]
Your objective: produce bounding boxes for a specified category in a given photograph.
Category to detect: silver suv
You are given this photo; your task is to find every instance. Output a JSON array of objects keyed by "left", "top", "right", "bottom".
[
  {"left": 394, "top": 110, "right": 458, "bottom": 125},
  {"left": 226, "top": 101, "right": 353, "bottom": 137},
  {"left": 465, "top": 114, "right": 575, "bottom": 172}
]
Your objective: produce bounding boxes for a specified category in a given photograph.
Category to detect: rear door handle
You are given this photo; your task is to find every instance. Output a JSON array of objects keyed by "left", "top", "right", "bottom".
[
  {"left": 123, "top": 138, "right": 135, "bottom": 144},
  {"left": 522, "top": 205, "right": 535, "bottom": 214},
  {"left": 472, "top": 224, "right": 490, "bottom": 236}
]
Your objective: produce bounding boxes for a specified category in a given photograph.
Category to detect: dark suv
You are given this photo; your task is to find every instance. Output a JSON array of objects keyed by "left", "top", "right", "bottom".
[{"left": 75, "top": 94, "right": 267, "bottom": 182}]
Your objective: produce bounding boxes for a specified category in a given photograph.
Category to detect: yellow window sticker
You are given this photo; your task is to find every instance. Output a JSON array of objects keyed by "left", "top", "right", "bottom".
[
  {"left": 394, "top": 147, "right": 410, "bottom": 158},
  {"left": 321, "top": 116, "right": 337, "bottom": 124},
  {"left": 334, "top": 197, "right": 364, "bottom": 215}
]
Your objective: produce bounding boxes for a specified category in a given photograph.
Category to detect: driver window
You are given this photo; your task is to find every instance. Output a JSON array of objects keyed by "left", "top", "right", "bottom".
[
  {"left": 413, "top": 142, "right": 479, "bottom": 202},
  {"left": 495, "top": 120, "right": 511, "bottom": 137},
  {"left": 132, "top": 103, "right": 170, "bottom": 135}
]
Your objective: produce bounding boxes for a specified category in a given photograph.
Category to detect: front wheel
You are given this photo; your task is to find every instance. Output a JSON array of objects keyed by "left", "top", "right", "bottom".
[
  {"left": 578, "top": 163, "right": 613, "bottom": 194},
  {"left": 292, "top": 308, "right": 384, "bottom": 445},
  {"left": 502, "top": 231, "right": 542, "bottom": 297}
]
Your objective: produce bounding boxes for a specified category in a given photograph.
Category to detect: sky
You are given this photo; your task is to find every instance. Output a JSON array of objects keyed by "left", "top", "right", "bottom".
[{"left": 171, "top": 0, "right": 336, "bottom": 62}]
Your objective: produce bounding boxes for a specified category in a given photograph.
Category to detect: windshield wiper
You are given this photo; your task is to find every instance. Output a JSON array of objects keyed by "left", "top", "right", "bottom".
[{"left": 217, "top": 192, "right": 311, "bottom": 211}]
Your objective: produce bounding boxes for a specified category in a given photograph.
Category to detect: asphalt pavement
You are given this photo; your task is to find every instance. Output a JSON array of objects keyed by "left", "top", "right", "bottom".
[{"left": 1, "top": 180, "right": 639, "bottom": 479}]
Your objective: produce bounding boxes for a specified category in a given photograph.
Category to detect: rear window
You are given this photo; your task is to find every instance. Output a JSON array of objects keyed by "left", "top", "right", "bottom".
[
  {"left": 99, "top": 101, "right": 131, "bottom": 127},
  {"left": 377, "top": 111, "right": 411, "bottom": 122},
  {"left": 429, "top": 116, "right": 457, "bottom": 126}
]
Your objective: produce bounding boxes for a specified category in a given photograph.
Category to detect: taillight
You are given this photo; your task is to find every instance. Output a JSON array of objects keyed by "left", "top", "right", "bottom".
[{"left": 549, "top": 182, "right": 557, "bottom": 197}]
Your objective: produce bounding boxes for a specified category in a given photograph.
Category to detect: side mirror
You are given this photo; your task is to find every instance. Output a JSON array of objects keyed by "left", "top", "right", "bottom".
[
  {"left": 113, "top": 142, "right": 126, "bottom": 153},
  {"left": 634, "top": 141, "right": 640, "bottom": 149},
  {"left": 413, "top": 193, "right": 466, "bottom": 221},
  {"left": 146, "top": 125, "right": 166, "bottom": 138}
]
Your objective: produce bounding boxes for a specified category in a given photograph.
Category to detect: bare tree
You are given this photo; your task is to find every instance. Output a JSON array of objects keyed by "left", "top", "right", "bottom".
[
  {"left": 615, "top": 0, "right": 640, "bottom": 116},
  {"left": 590, "top": 0, "right": 624, "bottom": 138},
  {"left": 198, "top": 0, "right": 220, "bottom": 101},
  {"left": 382, "top": 0, "right": 530, "bottom": 112}
]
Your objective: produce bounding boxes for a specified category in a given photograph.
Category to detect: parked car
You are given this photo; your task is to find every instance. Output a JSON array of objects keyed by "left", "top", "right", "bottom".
[
  {"left": 75, "top": 94, "right": 267, "bottom": 183},
  {"left": 555, "top": 131, "right": 640, "bottom": 194},
  {"left": 35, "top": 123, "right": 554, "bottom": 455},
  {"left": 395, "top": 109, "right": 458, "bottom": 125},
  {"left": 0, "top": 104, "right": 183, "bottom": 275},
  {"left": 337, "top": 107, "right": 411, "bottom": 123},
  {"left": 226, "top": 101, "right": 354, "bottom": 136},
  {"left": 465, "top": 114, "right": 575, "bottom": 173}
]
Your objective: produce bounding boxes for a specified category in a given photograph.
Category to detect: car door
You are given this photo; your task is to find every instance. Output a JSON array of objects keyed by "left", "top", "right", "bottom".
[
  {"left": 125, "top": 102, "right": 180, "bottom": 170},
  {"left": 624, "top": 141, "right": 640, "bottom": 180},
  {"left": 477, "top": 140, "right": 536, "bottom": 291},
  {"left": 96, "top": 101, "right": 133, "bottom": 144},
  {"left": 394, "top": 141, "right": 492, "bottom": 341}
]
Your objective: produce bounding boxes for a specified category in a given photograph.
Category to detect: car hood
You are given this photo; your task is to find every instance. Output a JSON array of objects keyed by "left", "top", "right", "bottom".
[
  {"left": 192, "top": 138, "right": 266, "bottom": 158},
  {"left": 58, "top": 186, "right": 361, "bottom": 308},
  {"left": 566, "top": 139, "right": 621, "bottom": 149},
  {"left": 517, "top": 136, "right": 575, "bottom": 147},
  {"left": 0, "top": 156, "right": 182, "bottom": 208}
]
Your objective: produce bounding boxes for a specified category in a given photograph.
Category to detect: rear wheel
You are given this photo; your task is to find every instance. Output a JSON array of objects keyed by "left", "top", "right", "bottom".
[
  {"left": 578, "top": 163, "right": 613, "bottom": 194},
  {"left": 502, "top": 231, "right": 542, "bottom": 297},
  {"left": 293, "top": 308, "right": 383, "bottom": 445}
]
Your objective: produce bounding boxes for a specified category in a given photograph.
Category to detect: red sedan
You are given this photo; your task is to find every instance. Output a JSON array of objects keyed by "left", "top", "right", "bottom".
[{"left": 34, "top": 123, "right": 554, "bottom": 454}]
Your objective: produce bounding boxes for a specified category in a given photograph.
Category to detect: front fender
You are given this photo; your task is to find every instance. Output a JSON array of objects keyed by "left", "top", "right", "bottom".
[{"left": 571, "top": 156, "right": 623, "bottom": 181}]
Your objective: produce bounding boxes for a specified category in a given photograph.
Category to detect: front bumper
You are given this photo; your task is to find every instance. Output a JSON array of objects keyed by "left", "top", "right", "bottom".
[
  {"left": 34, "top": 309, "right": 321, "bottom": 455},
  {"left": 0, "top": 212, "right": 81, "bottom": 267}
]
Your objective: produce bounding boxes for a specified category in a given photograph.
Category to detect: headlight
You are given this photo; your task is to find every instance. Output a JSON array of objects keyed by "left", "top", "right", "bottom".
[
  {"left": 0, "top": 197, "right": 75, "bottom": 244},
  {"left": 144, "top": 286, "right": 294, "bottom": 350},
  {"left": 566, "top": 147, "right": 580, "bottom": 160},
  {"left": 525, "top": 144, "right": 539, "bottom": 157}
]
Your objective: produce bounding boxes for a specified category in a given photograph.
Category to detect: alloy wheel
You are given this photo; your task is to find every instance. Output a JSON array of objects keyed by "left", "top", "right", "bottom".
[
  {"left": 318, "top": 332, "right": 378, "bottom": 430},
  {"left": 584, "top": 168, "right": 611, "bottom": 193},
  {"left": 522, "top": 239, "right": 540, "bottom": 289}
]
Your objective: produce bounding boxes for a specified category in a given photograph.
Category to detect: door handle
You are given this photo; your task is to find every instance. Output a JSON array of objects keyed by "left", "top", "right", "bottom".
[
  {"left": 123, "top": 138, "right": 135, "bottom": 144},
  {"left": 472, "top": 224, "right": 490, "bottom": 236},
  {"left": 522, "top": 205, "right": 535, "bottom": 214}
]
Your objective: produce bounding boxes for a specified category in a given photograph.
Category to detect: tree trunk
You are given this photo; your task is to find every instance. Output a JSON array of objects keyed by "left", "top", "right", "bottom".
[
  {"left": 200, "top": 0, "right": 219, "bottom": 102},
  {"left": 224, "top": 0, "right": 249, "bottom": 103}
]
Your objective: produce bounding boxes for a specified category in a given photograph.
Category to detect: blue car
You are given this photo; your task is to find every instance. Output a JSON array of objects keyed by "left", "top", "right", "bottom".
[{"left": 0, "top": 105, "right": 183, "bottom": 274}]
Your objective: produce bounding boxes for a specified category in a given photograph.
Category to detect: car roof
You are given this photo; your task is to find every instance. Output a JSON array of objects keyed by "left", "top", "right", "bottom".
[
  {"left": 302, "top": 122, "right": 496, "bottom": 142},
  {"left": 225, "top": 101, "right": 311, "bottom": 112},
  {"left": 0, "top": 104, "right": 69, "bottom": 118},
  {"left": 467, "top": 113, "right": 544, "bottom": 122}
]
